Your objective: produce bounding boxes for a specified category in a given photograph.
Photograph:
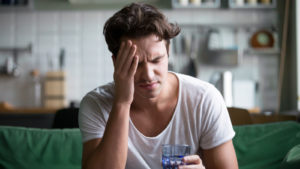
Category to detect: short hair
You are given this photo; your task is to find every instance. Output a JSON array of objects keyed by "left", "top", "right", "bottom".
[{"left": 103, "top": 3, "right": 180, "bottom": 56}]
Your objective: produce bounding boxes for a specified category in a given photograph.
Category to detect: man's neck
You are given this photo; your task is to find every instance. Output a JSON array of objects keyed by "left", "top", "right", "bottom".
[
  {"left": 129, "top": 73, "right": 179, "bottom": 137},
  {"left": 131, "top": 72, "right": 178, "bottom": 114}
]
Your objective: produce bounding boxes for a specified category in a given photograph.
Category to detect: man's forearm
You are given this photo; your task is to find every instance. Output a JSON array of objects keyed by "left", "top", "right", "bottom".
[
  {"left": 84, "top": 103, "right": 131, "bottom": 169},
  {"left": 83, "top": 39, "right": 138, "bottom": 169}
]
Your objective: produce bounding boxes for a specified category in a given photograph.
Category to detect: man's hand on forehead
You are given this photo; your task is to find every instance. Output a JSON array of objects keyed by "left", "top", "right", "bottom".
[{"left": 113, "top": 40, "right": 139, "bottom": 106}]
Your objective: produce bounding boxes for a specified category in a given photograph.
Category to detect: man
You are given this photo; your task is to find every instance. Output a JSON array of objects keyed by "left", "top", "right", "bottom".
[{"left": 79, "top": 3, "right": 238, "bottom": 169}]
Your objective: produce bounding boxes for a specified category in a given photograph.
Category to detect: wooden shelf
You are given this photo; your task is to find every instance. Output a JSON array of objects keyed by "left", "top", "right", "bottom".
[
  {"left": 172, "top": 0, "right": 220, "bottom": 9},
  {"left": 229, "top": 0, "right": 276, "bottom": 9},
  {"left": 0, "top": 44, "right": 32, "bottom": 53},
  {"left": 0, "top": 102, "right": 57, "bottom": 114},
  {"left": 244, "top": 48, "right": 280, "bottom": 55}
]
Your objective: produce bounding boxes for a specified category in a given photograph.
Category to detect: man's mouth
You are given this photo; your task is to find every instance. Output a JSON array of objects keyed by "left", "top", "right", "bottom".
[{"left": 138, "top": 82, "right": 158, "bottom": 90}]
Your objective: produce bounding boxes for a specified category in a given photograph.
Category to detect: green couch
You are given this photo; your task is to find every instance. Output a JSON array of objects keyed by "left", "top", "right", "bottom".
[{"left": 0, "top": 121, "right": 299, "bottom": 169}]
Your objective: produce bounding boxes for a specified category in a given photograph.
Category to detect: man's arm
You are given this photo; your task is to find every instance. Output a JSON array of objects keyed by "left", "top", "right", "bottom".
[
  {"left": 180, "top": 140, "right": 238, "bottom": 169},
  {"left": 81, "top": 41, "right": 138, "bottom": 169},
  {"left": 82, "top": 103, "right": 131, "bottom": 169},
  {"left": 202, "top": 140, "right": 238, "bottom": 169}
]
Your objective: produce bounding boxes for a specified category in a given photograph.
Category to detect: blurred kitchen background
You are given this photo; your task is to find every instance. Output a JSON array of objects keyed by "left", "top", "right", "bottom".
[{"left": 0, "top": 0, "right": 299, "bottom": 117}]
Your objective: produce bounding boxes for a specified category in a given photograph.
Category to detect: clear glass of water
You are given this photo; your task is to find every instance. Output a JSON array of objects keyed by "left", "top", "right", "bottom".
[{"left": 161, "top": 144, "right": 191, "bottom": 169}]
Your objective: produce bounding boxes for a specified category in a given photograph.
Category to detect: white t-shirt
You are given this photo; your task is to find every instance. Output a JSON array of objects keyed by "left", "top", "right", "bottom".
[{"left": 79, "top": 72, "right": 235, "bottom": 169}]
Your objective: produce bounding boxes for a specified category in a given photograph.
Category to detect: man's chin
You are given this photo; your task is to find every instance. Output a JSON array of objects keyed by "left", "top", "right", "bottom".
[{"left": 135, "top": 89, "right": 161, "bottom": 100}]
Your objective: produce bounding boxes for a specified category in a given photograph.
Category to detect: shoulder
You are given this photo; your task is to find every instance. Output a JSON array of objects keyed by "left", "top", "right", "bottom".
[
  {"left": 79, "top": 82, "right": 114, "bottom": 124},
  {"left": 80, "top": 82, "right": 115, "bottom": 108},
  {"left": 174, "top": 73, "right": 216, "bottom": 96}
]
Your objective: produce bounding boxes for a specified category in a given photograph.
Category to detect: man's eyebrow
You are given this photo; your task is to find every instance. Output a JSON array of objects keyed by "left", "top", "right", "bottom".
[{"left": 138, "top": 54, "right": 165, "bottom": 64}]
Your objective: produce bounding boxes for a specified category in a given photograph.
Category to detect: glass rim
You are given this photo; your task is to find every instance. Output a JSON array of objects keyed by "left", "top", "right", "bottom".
[{"left": 162, "top": 144, "right": 191, "bottom": 148}]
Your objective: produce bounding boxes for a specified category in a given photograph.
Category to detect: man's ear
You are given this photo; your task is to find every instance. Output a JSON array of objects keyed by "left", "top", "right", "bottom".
[{"left": 112, "top": 55, "right": 116, "bottom": 68}]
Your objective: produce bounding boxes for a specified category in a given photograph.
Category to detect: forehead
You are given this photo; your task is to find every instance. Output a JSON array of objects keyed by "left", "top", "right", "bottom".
[{"left": 123, "top": 35, "right": 167, "bottom": 57}]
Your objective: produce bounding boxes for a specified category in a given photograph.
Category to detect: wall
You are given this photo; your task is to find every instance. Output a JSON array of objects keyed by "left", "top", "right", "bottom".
[
  {"left": 0, "top": 8, "right": 278, "bottom": 109},
  {"left": 0, "top": 10, "right": 116, "bottom": 107}
]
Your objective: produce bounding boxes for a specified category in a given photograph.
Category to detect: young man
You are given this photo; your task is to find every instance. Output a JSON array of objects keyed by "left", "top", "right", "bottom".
[{"left": 79, "top": 3, "right": 238, "bottom": 169}]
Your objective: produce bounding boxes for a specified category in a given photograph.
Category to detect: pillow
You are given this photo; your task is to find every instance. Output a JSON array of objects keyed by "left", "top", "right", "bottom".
[{"left": 281, "top": 144, "right": 300, "bottom": 169}]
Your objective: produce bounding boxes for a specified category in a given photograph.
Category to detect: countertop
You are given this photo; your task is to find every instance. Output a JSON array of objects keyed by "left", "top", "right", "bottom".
[{"left": 0, "top": 102, "right": 57, "bottom": 114}]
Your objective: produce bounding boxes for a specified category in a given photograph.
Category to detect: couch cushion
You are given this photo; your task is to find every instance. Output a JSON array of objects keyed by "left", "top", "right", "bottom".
[
  {"left": 233, "top": 121, "right": 300, "bottom": 169},
  {"left": 281, "top": 144, "right": 300, "bottom": 169},
  {"left": 0, "top": 126, "right": 82, "bottom": 169}
]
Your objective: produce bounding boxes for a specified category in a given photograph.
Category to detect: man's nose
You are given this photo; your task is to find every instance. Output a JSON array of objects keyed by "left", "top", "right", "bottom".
[{"left": 141, "top": 63, "right": 154, "bottom": 81}]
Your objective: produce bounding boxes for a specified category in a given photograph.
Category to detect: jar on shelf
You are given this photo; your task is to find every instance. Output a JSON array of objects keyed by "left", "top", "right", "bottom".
[
  {"left": 261, "top": 0, "right": 271, "bottom": 5},
  {"left": 247, "top": 0, "right": 257, "bottom": 5}
]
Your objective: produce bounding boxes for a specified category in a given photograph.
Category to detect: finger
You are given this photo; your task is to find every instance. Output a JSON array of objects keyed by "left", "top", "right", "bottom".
[
  {"left": 117, "top": 40, "right": 132, "bottom": 70},
  {"left": 115, "top": 41, "right": 125, "bottom": 67},
  {"left": 178, "top": 164, "right": 205, "bottom": 169},
  {"left": 128, "top": 55, "right": 139, "bottom": 77},
  {"left": 121, "top": 44, "right": 136, "bottom": 73},
  {"left": 182, "top": 155, "right": 202, "bottom": 165}
]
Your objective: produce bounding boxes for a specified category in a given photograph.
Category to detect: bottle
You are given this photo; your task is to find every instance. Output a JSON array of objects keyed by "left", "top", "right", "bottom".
[
  {"left": 235, "top": 0, "right": 244, "bottom": 6},
  {"left": 30, "top": 69, "right": 41, "bottom": 107},
  {"left": 178, "top": 0, "right": 188, "bottom": 6}
]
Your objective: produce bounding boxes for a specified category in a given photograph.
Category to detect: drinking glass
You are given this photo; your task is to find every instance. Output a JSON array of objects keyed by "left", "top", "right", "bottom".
[{"left": 161, "top": 144, "right": 191, "bottom": 169}]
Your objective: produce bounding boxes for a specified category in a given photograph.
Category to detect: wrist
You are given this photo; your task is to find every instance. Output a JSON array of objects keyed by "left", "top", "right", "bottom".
[{"left": 112, "top": 102, "right": 131, "bottom": 114}]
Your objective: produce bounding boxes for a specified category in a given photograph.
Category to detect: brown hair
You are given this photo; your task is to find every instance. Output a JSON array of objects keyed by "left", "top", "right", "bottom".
[{"left": 103, "top": 3, "right": 180, "bottom": 56}]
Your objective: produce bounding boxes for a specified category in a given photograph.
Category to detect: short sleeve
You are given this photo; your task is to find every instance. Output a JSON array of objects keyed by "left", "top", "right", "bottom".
[
  {"left": 199, "top": 85, "right": 235, "bottom": 149},
  {"left": 78, "top": 93, "right": 109, "bottom": 143}
]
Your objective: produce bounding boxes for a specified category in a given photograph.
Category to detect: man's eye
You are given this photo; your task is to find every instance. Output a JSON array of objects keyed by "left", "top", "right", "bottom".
[{"left": 152, "top": 58, "right": 161, "bottom": 63}]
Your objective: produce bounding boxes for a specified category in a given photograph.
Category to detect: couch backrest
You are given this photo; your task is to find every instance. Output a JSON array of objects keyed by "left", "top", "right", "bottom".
[
  {"left": 0, "top": 126, "right": 82, "bottom": 169},
  {"left": 233, "top": 121, "right": 300, "bottom": 169},
  {"left": 0, "top": 122, "right": 299, "bottom": 169}
]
